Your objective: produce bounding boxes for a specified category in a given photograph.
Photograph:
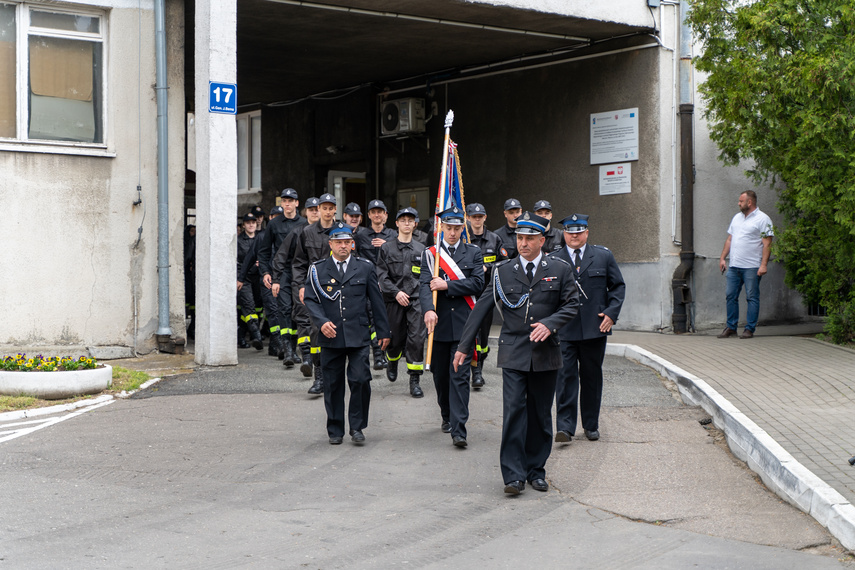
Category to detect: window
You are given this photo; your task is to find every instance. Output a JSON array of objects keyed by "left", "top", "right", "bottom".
[
  {"left": 237, "top": 110, "right": 260, "bottom": 193},
  {"left": 0, "top": 3, "right": 104, "bottom": 145}
]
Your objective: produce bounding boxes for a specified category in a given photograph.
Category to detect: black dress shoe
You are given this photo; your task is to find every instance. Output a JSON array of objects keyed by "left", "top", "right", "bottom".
[
  {"left": 554, "top": 430, "right": 572, "bottom": 443},
  {"left": 329, "top": 436, "right": 343, "bottom": 445},
  {"left": 350, "top": 430, "right": 365, "bottom": 443},
  {"left": 504, "top": 481, "right": 525, "bottom": 495},
  {"left": 441, "top": 420, "right": 452, "bottom": 433},
  {"left": 584, "top": 429, "right": 600, "bottom": 441},
  {"left": 529, "top": 478, "right": 549, "bottom": 492},
  {"left": 452, "top": 436, "right": 467, "bottom": 448}
]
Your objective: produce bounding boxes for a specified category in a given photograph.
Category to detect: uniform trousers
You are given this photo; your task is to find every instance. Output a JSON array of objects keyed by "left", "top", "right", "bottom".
[
  {"left": 475, "top": 309, "right": 494, "bottom": 362},
  {"left": 277, "top": 284, "right": 293, "bottom": 340},
  {"left": 292, "top": 282, "right": 313, "bottom": 346},
  {"left": 321, "top": 345, "right": 371, "bottom": 439},
  {"left": 237, "top": 283, "right": 258, "bottom": 321},
  {"left": 501, "top": 367, "right": 558, "bottom": 484},
  {"left": 259, "top": 283, "right": 281, "bottom": 337},
  {"left": 555, "top": 335, "right": 608, "bottom": 434},
  {"left": 385, "top": 302, "right": 425, "bottom": 373},
  {"left": 430, "top": 341, "right": 471, "bottom": 438}
]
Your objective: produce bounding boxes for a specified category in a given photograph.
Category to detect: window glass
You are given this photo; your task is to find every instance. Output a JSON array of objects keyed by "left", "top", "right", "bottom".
[
  {"left": 237, "top": 116, "right": 248, "bottom": 190},
  {"left": 28, "top": 35, "right": 102, "bottom": 142},
  {"left": 0, "top": 4, "right": 15, "bottom": 138},
  {"left": 250, "top": 115, "right": 261, "bottom": 189},
  {"left": 30, "top": 10, "right": 99, "bottom": 34}
]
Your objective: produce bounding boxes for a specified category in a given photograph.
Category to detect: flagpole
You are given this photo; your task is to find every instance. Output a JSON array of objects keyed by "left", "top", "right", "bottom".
[{"left": 426, "top": 110, "right": 454, "bottom": 371}]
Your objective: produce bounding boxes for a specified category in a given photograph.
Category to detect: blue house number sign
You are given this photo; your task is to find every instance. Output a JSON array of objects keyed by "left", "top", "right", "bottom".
[{"left": 209, "top": 82, "right": 237, "bottom": 114}]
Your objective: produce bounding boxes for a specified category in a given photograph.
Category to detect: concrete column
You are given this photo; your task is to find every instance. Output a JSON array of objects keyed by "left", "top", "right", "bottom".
[{"left": 194, "top": 0, "right": 237, "bottom": 365}]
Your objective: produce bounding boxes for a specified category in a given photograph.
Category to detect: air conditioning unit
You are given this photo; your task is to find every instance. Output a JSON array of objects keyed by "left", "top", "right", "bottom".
[{"left": 380, "top": 98, "right": 426, "bottom": 135}]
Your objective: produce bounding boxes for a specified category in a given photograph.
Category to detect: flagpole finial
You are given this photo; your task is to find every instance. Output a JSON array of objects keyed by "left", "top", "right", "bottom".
[{"left": 444, "top": 110, "right": 454, "bottom": 129}]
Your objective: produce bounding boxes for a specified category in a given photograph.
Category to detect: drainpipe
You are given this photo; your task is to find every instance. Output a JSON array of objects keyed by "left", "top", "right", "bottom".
[
  {"left": 155, "top": 0, "right": 172, "bottom": 339},
  {"left": 671, "top": 0, "right": 694, "bottom": 333}
]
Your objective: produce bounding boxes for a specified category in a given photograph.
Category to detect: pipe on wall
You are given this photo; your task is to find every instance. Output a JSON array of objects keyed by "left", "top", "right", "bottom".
[
  {"left": 155, "top": 0, "right": 172, "bottom": 337},
  {"left": 671, "top": 0, "right": 695, "bottom": 333}
]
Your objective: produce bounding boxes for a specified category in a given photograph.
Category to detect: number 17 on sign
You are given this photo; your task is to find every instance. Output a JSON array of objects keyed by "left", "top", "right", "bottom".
[{"left": 209, "top": 81, "right": 237, "bottom": 114}]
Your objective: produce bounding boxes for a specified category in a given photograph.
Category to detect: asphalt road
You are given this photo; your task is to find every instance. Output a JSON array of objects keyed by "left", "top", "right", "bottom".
[{"left": 0, "top": 349, "right": 851, "bottom": 568}]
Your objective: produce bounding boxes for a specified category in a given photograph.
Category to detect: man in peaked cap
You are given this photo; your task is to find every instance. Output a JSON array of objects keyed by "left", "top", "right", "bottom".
[
  {"left": 256, "top": 188, "right": 306, "bottom": 364},
  {"left": 549, "top": 213, "right": 625, "bottom": 444},
  {"left": 376, "top": 207, "right": 428, "bottom": 398},
  {"left": 356, "top": 198, "right": 398, "bottom": 371},
  {"left": 533, "top": 199, "right": 564, "bottom": 254},
  {"left": 493, "top": 198, "right": 522, "bottom": 259},
  {"left": 293, "top": 193, "right": 340, "bottom": 393},
  {"left": 465, "top": 202, "right": 507, "bottom": 389},
  {"left": 454, "top": 211, "right": 579, "bottom": 495},
  {"left": 303, "top": 222, "right": 391, "bottom": 445},
  {"left": 420, "top": 205, "right": 484, "bottom": 448}
]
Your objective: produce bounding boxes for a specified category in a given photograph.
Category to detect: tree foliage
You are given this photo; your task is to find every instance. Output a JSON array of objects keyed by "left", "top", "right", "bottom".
[{"left": 688, "top": 0, "right": 855, "bottom": 343}]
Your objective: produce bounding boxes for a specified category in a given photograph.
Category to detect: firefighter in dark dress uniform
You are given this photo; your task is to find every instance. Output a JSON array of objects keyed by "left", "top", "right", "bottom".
[
  {"left": 454, "top": 212, "right": 579, "bottom": 495},
  {"left": 550, "top": 214, "right": 626, "bottom": 443},
  {"left": 465, "top": 202, "right": 506, "bottom": 389},
  {"left": 303, "top": 222, "right": 391, "bottom": 445},
  {"left": 493, "top": 198, "right": 522, "bottom": 260},
  {"left": 376, "top": 207, "right": 427, "bottom": 398},
  {"left": 420, "top": 206, "right": 484, "bottom": 448}
]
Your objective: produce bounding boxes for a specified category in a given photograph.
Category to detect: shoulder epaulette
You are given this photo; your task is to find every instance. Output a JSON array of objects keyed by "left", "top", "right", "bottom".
[
  {"left": 311, "top": 258, "right": 326, "bottom": 266},
  {"left": 355, "top": 256, "right": 372, "bottom": 264},
  {"left": 494, "top": 259, "right": 512, "bottom": 268},
  {"left": 592, "top": 244, "right": 610, "bottom": 251},
  {"left": 550, "top": 255, "right": 571, "bottom": 266}
]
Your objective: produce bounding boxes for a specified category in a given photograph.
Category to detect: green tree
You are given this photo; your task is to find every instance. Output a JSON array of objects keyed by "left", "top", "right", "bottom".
[{"left": 688, "top": 0, "right": 855, "bottom": 343}]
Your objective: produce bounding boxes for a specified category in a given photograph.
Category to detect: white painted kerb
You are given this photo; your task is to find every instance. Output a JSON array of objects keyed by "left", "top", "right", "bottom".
[{"left": 0, "top": 365, "right": 113, "bottom": 400}]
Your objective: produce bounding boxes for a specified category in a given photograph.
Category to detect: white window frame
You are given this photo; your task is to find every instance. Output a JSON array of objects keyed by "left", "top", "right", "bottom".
[
  {"left": 237, "top": 109, "right": 261, "bottom": 194},
  {"left": 0, "top": 2, "right": 111, "bottom": 157}
]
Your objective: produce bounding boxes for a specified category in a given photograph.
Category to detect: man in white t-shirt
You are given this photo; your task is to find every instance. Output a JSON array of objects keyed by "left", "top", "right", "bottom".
[{"left": 718, "top": 190, "right": 774, "bottom": 339}]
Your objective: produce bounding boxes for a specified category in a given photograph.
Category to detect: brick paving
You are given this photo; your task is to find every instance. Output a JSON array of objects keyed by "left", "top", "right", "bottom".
[{"left": 612, "top": 328, "right": 855, "bottom": 505}]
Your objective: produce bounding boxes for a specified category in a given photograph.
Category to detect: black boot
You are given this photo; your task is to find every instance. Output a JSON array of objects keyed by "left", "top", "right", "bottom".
[
  {"left": 308, "top": 364, "right": 324, "bottom": 395},
  {"left": 246, "top": 319, "right": 264, "bottom": 351},
  {"left": 471, "top": 355, "right": 485, "bottom": 389},
  {"left": 268, "top": 333, "right": 280, "bottom": 357},
  {"left": 237, "top": 321, "right": 250, "bottom": 349},
  {"left": 298, "top": 344, "right": 313, "bottom": 377},
  {"left": 282, "top": 335, "right": 297, "bottom": 368},
  {"left": 386, "top": 356, "right": 398, "bottom": 382},
  {"left": 372, "top": 341, "right": 388, "bottom": 370},
  {"left": 276, "top": 335, "right": 286, "bottom": 360},
  {"left": 409, "top": 374, "right": 424, "bottom": 398}
]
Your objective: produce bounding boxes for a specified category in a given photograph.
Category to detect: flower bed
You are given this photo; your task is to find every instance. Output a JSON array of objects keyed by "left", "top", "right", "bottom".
[{"left": 0, "top": 354, "right": 111, "bottom": 400}]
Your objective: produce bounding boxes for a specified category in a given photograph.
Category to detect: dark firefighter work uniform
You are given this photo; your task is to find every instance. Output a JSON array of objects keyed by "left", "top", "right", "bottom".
[
  {"left": 269, "top": 214, "right": 308, "bottom": 367},
  {"left": 376, "top": 208, "right": 427, "bottom": 398},
  {"left": 292, "top": 194, "right": 340, "bottom": 391},
  {"left": 465, "top": 202, "right": 507, "bottom": 389},
  {"left": 236, "top": 212, "right": 263, "bottom": 350},
  {"left": 542, "top": 226, "right": 564, "bottom": 254},
  {"left": 303, "top": 223, "right": 391, "bottom": 444},
  {"left": 419, "top": 206, "right": 484, "bottom": 446},
  {"left": 457, "top": 212, "right": 580, "bottom": 494},
  {"left": 257, "top": 190, "right": 306, "bottom": 359}
]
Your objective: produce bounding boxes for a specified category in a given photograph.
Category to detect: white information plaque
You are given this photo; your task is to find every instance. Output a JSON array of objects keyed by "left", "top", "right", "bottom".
[
  {"left": 590, "top": 108, "right": 639, "bottom": 165},
  {"left": 599, "top": 163, "right": 631, "bottom": 196}
]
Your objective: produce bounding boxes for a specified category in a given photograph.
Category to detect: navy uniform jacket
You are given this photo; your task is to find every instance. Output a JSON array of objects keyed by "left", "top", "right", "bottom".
[
  {"left": 303, "top": 256, "right": 391, "bottom": 349},
  {"left": 419, "top": 243, "right": 484, "bottom": 343},
  {"left": 550, "top": 244, "right": 625, "bottom": 341},
  {"left": 459, "top": 256, "right": 580, "bottom": 372}
]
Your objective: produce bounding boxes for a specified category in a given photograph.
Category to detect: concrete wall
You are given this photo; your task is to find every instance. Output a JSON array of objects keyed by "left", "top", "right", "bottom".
[
  {"left": 475, "top": 0, "right": 652, "bottom": 28},
  {"left": 0, "top": 0, "right": 186, "bottom": 352}
]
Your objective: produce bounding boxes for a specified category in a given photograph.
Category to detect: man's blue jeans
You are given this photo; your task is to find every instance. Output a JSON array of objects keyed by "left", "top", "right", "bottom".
[{"left": 726, "top": 267, "right": 762, "bottom": 332}]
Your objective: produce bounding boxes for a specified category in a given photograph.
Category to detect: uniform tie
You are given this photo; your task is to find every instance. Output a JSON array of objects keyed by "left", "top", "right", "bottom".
[
  {"left": 337, "top": 260, "right": 346, "bottom": 278},
  {"left": 526, "top": 261, "right": 535, "bottom": 283},
  {"left": 574, "top": 249, "right": 582, "bottom": 272},
  {"left": 448, "top": 246, "right": 456, "bottom": 257}
]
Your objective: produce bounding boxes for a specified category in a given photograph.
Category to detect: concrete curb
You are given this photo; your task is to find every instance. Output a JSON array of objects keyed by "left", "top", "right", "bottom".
[
  {"left": 608, "top": 343, "right": 855, "bottom": 550},
  {"left": 0, "top": 377, "right": 164, "bottom": 422}
]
